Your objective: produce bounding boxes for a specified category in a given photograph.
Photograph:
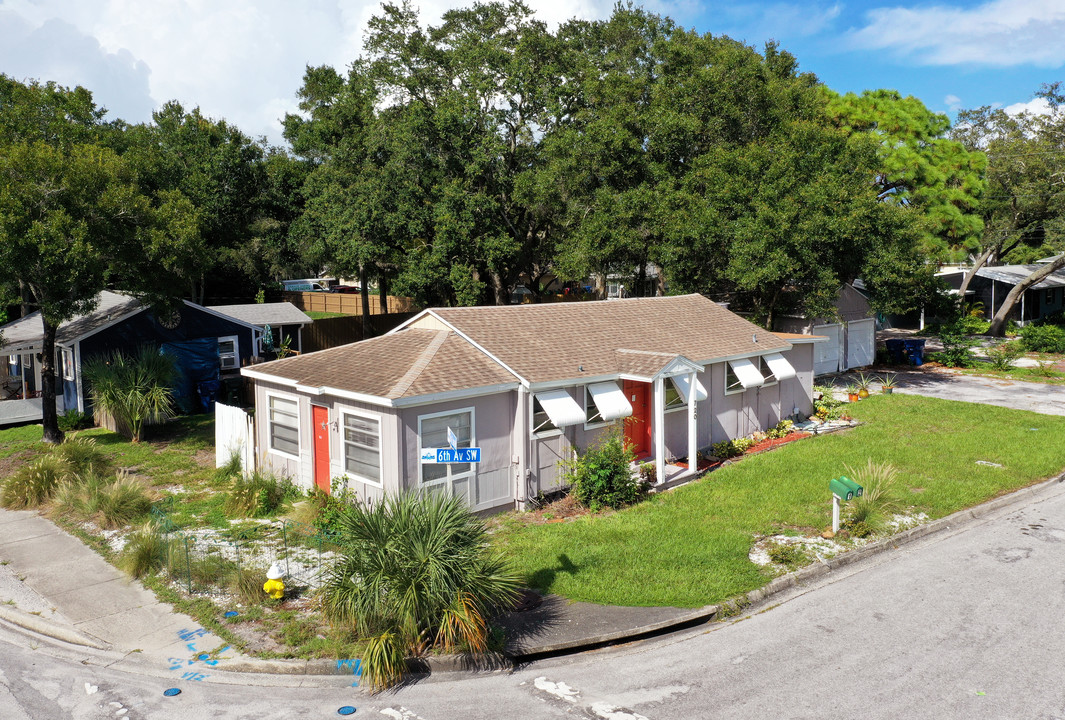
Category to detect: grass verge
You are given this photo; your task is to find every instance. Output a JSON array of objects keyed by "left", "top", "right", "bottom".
[{"left": 494, "top": 394, "right": 1065, "bottom": 607}]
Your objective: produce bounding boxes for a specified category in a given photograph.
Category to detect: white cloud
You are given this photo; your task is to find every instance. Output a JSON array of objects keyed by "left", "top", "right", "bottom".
[
  {"left": 848, "top": 0, "right": 1065, "bottom": 67},
  {"left": 0, "top": 0, "right": 626, "bottom": 145},
  {"left": 1003, "top": 96, "right": 1054, "bottom": 116},
  {"left": 945, "top": 94, "right": 963, "bottom": 112}
]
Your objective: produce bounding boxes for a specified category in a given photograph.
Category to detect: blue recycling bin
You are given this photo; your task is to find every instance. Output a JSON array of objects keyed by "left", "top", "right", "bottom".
[
  {"left": 885, "top": 339, "right": 907, "bottom": 364},
  {"left": 903, "top": 338, "right": 926, "bottom": 366},
  {"left": 197, "top": 379, "right": 221, "bottom": 412}
]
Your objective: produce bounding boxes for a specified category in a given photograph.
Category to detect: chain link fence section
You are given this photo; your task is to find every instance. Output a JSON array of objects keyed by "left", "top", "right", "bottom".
[{"left": 152, "top": 503, "right": 344, "bottom": 597}]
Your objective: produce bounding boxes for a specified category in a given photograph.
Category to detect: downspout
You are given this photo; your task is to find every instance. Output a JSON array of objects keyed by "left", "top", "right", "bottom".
[{"left": 74, "top": 341, "right": 84, "bottom": 413}]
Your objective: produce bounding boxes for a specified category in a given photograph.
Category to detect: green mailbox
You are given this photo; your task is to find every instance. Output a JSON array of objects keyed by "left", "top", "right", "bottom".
[
  {"left": 829, "top": 478, "right": 854, "bottom": 501},
  {"left": 838, "top": 476, "right": 863, "bottom": 498}
]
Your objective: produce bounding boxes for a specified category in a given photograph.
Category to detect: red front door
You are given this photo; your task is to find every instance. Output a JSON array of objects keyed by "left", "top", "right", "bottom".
[
  {"left": 312, "top": 405, "right": 330, "bottom": 494},
  {"left": 623, "top": 380, "right": 652, "bottom": 459}
]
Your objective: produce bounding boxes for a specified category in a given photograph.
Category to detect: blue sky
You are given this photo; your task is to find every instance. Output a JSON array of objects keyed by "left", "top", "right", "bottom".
[{"left": 0, "top": 0, "right": 1061, "bottom": 144}]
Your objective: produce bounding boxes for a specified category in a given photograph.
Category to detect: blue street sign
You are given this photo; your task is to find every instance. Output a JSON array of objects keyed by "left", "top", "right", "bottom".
[
  {"left": 420, "top": 447, "right": 481, "bottom": 463},
  {"left": 447, "top": 426, "right": 458, "bottom": 449}
]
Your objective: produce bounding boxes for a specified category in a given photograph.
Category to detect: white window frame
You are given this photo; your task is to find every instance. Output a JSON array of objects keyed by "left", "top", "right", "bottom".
[
  {"left": 418, "top": 406, "right": 476, "bottom": 487},
  {"left": 340, "top": 408, "right": 383, "bottom": 488},
  {"left": 532, "top": 397, "right": 562, "bottom": 438},
  {"left": 757, "top": 357, "right": 778, "bottom": 386},
  {"left": 218, "top": 335, "right": 240, "bottom": 371},
  {"left": 583, "top": 386, "right": 612, "bottom": 430},
  {"left": 60, "top": 347, "right": 75, "bottom": 381},
  {"left": 266, "top": 392, "right": 300, "bottom": 460},
  {"left": 725, "top": 364, "right": 744, "bottom": 395},
  {"left": 663, "top": 377, "right": 687, "bottom": 413}
]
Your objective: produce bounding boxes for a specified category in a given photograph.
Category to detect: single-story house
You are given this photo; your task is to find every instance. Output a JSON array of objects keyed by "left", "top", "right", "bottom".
[
  {"left": 938, "top": 265, "right": 1065, "bottom": 325},
  {"left": 774, "top": 283, "right": 875, "bottom": 375},
  {"left": 206, "top": 302, "right": 313, "bottom": 355},
  {"left": 242, "top": 294, "right": 823, "bottom": 514},
  {"left": 0, "top": 291, "right": 263, "bottom": 418}
]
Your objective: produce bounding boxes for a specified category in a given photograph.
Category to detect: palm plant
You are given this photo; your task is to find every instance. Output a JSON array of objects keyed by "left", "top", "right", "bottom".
[
  {"left": 82, "top": 346, "right": 178, "bottom": 442},
  {"left": 320, "top": 492, "right": 521, "bottom": 691}
]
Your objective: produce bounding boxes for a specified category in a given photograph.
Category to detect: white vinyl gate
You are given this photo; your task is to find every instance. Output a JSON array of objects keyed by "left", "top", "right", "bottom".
[
  {"left": 813, "top": 323, "right": 842, "bottom": 375},
  {"left": 215, "top": 402, "right": 255, "bottom": 475},
  {"left": 845, "top": 318, "right": 875, "bottom": 370}
]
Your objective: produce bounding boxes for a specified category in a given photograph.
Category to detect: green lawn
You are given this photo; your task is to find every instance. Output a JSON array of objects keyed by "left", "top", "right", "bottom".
[
  {"left": 494, "top": 394, "right": 1065, "bottom": 608},
  {"left": 303, "top": 310, "right": 348, "bottom": 320}
]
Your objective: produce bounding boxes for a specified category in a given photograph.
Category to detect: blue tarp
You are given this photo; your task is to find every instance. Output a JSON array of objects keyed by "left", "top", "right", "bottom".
[{"left": 161, "top": 339, "right": 220, "bottom": 414}]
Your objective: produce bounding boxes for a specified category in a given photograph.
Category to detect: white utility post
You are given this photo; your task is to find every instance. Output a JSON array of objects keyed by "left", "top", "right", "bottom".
[
  {"left": 653, "top": 376, "right": 665, "bottom": 486},
  {"left": 832, "top": 494, "right": 841, "bottom": 534}
]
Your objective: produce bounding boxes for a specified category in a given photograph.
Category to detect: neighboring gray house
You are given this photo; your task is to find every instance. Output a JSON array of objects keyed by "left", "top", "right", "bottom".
[
  {"left": 206, "top": 302, "right": 313, "bottom": 355},
  {"left": 241, "top": 294, "right": 823, "bottom": 514},
  {"left": 774, "top": 283, "right": 875, "bottom": 375},
  {"left": 939, "top": 265, "right": 1065, "bottom": 325}
]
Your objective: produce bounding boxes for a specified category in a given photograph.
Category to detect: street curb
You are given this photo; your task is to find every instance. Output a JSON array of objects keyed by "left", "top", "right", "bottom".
[
  {"left": 0, "top": 604, "right": 111, "bottom": 651},
  {"left": 742, "top": 471, "right": 1065, "bottom": 609}
]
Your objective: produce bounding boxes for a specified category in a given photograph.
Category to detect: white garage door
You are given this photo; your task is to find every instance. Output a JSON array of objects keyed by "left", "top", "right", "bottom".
[
  {"left": 845, "top": 318, "right": 875, "bottom": 370},
  {"left": 813, "top": 323, "right": 842, "bottom": 375}
]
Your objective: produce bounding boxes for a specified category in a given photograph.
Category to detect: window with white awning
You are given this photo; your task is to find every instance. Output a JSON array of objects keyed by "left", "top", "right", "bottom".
[
  {"left": 585, "top": 382, "right": 633, "bottom": 423},
  {"left": 725, "top": 358, "right": 765, "bottom": 393},
  {"left": 533, "top": 389, "right": 586, "bottom": 433},
  {"left": 669, "top": 374, "right": 707, "bottom": 404},
  {"left": 761, "top": 352, "right": 797, "bottom": 383}
]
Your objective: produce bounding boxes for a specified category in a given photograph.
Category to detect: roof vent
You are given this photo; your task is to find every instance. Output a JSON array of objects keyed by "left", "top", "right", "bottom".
[
  {"left": 752, "top": 333, "right": 758, "bottom": 343},
  {"left": 578, "top": 365, "right": 584, "bottom": 372}
]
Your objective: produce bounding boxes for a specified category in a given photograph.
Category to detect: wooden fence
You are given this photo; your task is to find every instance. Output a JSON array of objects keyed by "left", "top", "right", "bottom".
[
  {"left": 302, "top": 312, "right": 418, "bottom": 353},
  {"left": 282, "top": 291, "right": 415, "bottom": 316}
]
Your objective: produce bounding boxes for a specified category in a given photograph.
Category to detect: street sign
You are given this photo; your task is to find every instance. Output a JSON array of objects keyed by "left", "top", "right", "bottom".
[
  {"left": 420, "top": 447, "right": 481, "bottom": 464},
  {"left": 447, "top": 426, "right": 458, "bottom": 450}
]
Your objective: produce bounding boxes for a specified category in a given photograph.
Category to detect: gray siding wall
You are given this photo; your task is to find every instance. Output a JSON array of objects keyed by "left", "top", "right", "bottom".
[{"left": 397, "top": 392, "right": 517, "bottom": 513}]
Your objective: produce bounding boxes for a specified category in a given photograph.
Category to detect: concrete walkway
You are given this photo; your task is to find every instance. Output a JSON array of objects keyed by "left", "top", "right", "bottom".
[{"left": 0, "top": 508, "right": 240, "bottom": 665}]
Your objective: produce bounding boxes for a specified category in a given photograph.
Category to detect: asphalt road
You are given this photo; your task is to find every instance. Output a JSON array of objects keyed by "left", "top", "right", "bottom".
[
  {"left": 892, "top": 368, "right": 1065, "bottom": 416},
  {"left": 3, "top": 479, "right": 1065, "bottom": 719}
]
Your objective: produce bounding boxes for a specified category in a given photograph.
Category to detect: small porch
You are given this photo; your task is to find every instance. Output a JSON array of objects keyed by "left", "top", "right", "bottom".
[{"left": 0, "top": 395, "right": 66, "bottom": 428}]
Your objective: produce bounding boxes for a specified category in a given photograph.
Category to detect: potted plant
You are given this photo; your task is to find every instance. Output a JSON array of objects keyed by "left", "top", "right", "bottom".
[
  {"left": 879, "top": 373, "right": 898, "bottom": 394},
  {"left": 855, "top": 372, "right": 873, "bottom": 399},
  {"left": 847, "top": 384, "right": 861, "bottom": 402}
]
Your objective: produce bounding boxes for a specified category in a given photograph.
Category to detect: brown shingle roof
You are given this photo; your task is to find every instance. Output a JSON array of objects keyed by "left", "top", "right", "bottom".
[
  {"left": 245, "top": 328, "right": 516, "bottom": 400},
  {"left": 432, "top": 294, "right": 788, "bottom": 384}
]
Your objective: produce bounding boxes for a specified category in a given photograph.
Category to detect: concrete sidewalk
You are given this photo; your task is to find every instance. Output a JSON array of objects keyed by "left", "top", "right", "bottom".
[{"left": 0, "top": 508, "right": 241, "bottom": 666}]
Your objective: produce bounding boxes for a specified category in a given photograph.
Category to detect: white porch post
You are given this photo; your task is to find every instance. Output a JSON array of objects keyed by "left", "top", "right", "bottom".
[
  {"left": 685, "top": 370, "right": 698, "bottom": 479},
  {"left": 653, "top": 377, "right": 665, "bottom": 485}
]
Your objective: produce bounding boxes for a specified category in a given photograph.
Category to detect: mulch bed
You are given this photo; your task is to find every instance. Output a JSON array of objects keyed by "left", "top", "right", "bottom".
[{"left": 743, "top": 431, "right": 811, "bottom": 456}]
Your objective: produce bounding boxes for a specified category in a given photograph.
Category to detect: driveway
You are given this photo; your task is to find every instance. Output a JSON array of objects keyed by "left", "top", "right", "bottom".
[{"left": 870, "top": 368, "right": 1065, "bottom": 416}]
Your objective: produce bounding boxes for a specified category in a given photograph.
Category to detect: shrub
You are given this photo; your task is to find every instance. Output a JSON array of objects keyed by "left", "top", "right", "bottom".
[
  {"left": 563, "top": 430, "right": 644, "bottom": 511},
  {"left": 1021, "top": 324, "right": 1065, "bottom": 354},
  {"left": 1029, "top": 360, "right": 1061, "bottom": 379},
  {"left": 985, "top": 340, "right": 1025, "bottom": 371},
  {"left": 842, "top": 459, "right": 901, "bottom": 537},
  {"left": 813, "top": 385, "right": 845, "bottom": 421},
  {"left": 82, "top": 346, "right": 178, "bottom": 442},
  {"left": 53, "top": 437, "right": 110, "bottom": 477},
  {"left": 767, "top": 542, "right": 807, "bottom": 570},
  {"left": 1, "top": 455, "right": 71, "bottom": 508},
  {"left": 57, "top": 409, "right": 90, "bottom": 432},
  {"left": 119, "top": 522, "right": 172, "bottom": 578},
  {"left": 56, "top": 472, "right": 153, "bottom": 528},
  {"left": 320, "top": 492, "right": 521, "bottom": 690},
  {"left": 931, "top": 330, "right": 978, "bottom": 368},
  {"left": 224, "top": 470, "right": 291, "bottom": 517},
  {"left": 766, "top": 419, "right": 794, "bottom": 439}
]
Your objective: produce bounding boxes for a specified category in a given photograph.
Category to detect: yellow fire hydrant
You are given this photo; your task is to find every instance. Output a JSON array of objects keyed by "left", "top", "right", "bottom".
[{"left": 263, "top": 563, "right": 285, "bottom": 600}]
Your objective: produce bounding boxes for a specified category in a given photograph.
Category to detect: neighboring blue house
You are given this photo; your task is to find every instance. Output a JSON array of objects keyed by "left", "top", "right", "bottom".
[{"left": 0, "top": 291, "right": 262, "bottom": 419}]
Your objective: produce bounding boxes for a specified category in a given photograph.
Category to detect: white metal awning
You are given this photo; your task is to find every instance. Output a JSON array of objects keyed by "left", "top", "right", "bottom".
[
  {"left": 762, "top": 352, "right": 797, "bottom": 381},
  {"left": 669, "top": 374, "right": 707, "bottom": 403},
  {"left": 728, "top": 358, "right": 765, "bottom": 389},
  {"left": 534, "top": 389, "right": 587, "bottom": 427},
  {"left": 587, "top": 382, "right": 633, "bottom": 421}
]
